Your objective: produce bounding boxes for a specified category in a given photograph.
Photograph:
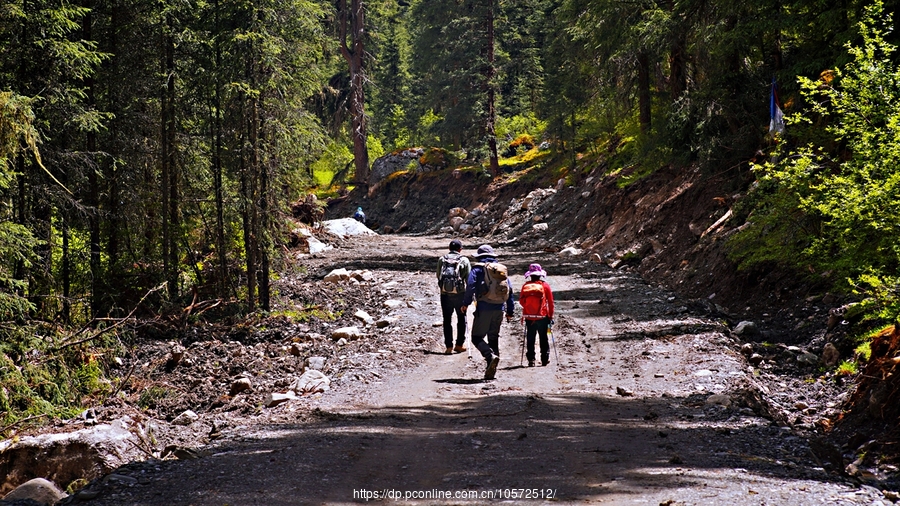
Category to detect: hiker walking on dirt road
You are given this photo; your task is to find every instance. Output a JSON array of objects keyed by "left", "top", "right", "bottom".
[
  {"left": 436, "top": 239, "right": 471, "bottom": 354},
  {"left": 518, "top": 263, "right": 555, "bottom": 367},
  {"left": 460, "top": 244, "right": 514, "bottom": 380}
]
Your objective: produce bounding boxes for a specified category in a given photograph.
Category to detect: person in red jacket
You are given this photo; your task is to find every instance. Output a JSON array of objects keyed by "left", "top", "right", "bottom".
[{"left": 518, "top": 263, "right": 555, "bottom": 367}]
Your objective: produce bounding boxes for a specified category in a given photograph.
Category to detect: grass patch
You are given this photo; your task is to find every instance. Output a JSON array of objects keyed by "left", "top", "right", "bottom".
[{"left": 836, "top": 360, "right": 858, "bottom": 376}]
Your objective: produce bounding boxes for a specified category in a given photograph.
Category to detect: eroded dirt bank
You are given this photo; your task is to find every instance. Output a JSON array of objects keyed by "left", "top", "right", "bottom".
[{"left": 52, "top": 235, "right": 888, "bottom": 506}]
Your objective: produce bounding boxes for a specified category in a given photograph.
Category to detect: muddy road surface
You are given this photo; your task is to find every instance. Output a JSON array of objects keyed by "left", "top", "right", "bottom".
[{"left": 72, "top": 235, "right": 881, "bottom": 505}]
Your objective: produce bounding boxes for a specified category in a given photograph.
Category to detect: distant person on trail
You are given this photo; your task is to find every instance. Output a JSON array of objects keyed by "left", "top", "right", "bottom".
[
  {"left": 436, "top": 239, "right": 471, "bottom": 354},
  {"left": 518, "top": 263, "right": 555, "bottom": 367},
  {"left": 352, "top": 206, "right": 366, "bottom": 224},
  {"left": 460, "top": 244, "right": 514, "bottom": 380}
]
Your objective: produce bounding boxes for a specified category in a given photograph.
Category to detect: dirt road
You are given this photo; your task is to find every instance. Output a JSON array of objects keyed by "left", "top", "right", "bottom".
[{"left": 75, "top": 235, "right": 883, "bottom": 505}]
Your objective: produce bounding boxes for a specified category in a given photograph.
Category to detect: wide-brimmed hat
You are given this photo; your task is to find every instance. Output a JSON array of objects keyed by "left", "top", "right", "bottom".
[
  {"left": 475, "top": 244, "right": 496, "bottom": 259},
  {"left": 524, "top": 263, "right": 546, "bottom": 278}
]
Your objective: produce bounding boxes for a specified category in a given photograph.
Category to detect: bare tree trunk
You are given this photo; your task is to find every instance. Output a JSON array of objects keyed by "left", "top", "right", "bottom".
[
  {"left": 485, "top": 0, "right": 499, "bottom": 177},
  {"left": 339, "top": 0, "right": 369, "bottom": 184},
  {"left": 213, "top": 0, "right": 230, "bottom": 299}
]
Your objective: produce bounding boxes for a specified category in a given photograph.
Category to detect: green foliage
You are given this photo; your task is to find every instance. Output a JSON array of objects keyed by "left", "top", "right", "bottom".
[
  {"left": 855, "top": 340, "right": 873, "bottom": 361},
  {"left": 310, "top": 141, "right": 353, "bottom": 187},
  {"left": 733, "top": 1, "right": 900, "bottom": 320},
  {"left": 0, "top": 324, "right": 121, "bottom": 431},
  {"left": 836, "top": 360, "right": 858, "bottom": 376}
]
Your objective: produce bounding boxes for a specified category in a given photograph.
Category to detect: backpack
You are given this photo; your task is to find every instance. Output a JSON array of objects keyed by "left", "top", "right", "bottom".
[
  {"left": 520, "top": 281, "right": 548, "bottom": 320},
  {"left": 477, "top": 262, "right": 510, "bottom": 304},
  {"left": 439, "top": 253, "right": 465, "bottom": 294}
]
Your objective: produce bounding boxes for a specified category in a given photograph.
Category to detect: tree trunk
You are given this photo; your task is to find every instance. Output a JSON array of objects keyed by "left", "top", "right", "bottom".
[
  {"left": 339, "top": 0, "right": 369, "bottom": 185},
  {"left": 213, "top": 0, "right": 230, "bottom": 299},
  {"left": 161, "top": 15, "right": 178, "bottom": 298},
  {"left": 84, "top": 3, "right": 101, "bottom": 317},
  {"left": 485, "top": 0, "right": 500, "bottom": 177},
  {"left": 637, "top": 52, "right": 651, "bottom": 134}
]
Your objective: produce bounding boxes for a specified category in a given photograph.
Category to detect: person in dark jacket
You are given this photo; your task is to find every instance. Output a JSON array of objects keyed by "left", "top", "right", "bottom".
[{"left": 460, "top": 244, "right": 514, "bottom": 380}]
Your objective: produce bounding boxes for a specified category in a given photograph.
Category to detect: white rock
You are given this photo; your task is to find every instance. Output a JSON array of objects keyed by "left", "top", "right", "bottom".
[
  {"left": 533, "top": 223, "right": 549, "bottom": 232},
  {"left": 335, "top": 338, "right": 348, "bottom": 346},
  {"left": 559, "top": 247, "right": 583, "bottom": 257},
  {"left": 321, "top": 218, "right": 377, "bottom": 238},
  {"left": 3, "top": 478, "right": 67, "bottom": 505},
  {"left": 264, "top": 391, "right": 297, "bottom": 408},
  {"left": 305, "top": 235, "right": 332, "bottom": 254},
  {"left": 353, "top": 309, "right": 375, "bottom": 325},
  {"left": 171, "top": 410, "right": 199, "bottom": 426},
  {"left": 694, "top": 369, "right": 713, "bottom": 377},
  {"left": 331, "top": 326, "right": 362, "bottom": 341},
  {"left": 323, "top": 268, "right": 350, "bottom": 283},
  {"left": 383, "top": 299, "right": 404, "bottom": 309},
  {"left": 307, "top": 356, "right": 326, "bottom": 370},
  {"left": 581, "top": 191, "right": 591, "bottom": 198},
  {"left": 290, "top": 369, "right": 331, "bottom": 394}
]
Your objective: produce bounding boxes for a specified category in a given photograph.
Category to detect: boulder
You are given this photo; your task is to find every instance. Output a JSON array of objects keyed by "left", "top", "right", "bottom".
[
  {"left": 321, "top": 218, "right": 377, "bottom": 238},
  {"left": 323, "top": 268, "right": 350, "bottom": 283},
  {"left": 353, "top": 309, "right": 375, "bottom": 325},
  {"left": 370, "top": 148, "right": 424, "bottom": 184},
  {"left": 449, "top": 216, "right": 465, "bottom": 231},
  {"left": 0, "top": 418, "right": 147, "bottom": 495},
  {"left": 264, "top": 391, "right": 297, "bottom": 408},
  {"left": 797, "top": 352, "right": 818, "bottom": 366},
  {"left": 289, "top": 370, "right": 331, "bottom": 394},
  {"left": 821, "top": 342, "right": 840, "bottom": 367},
  {"left": 229, "top": 377, "right": 252, "bottom": 396},
  {"left": 171, "top": 410, "right": 199, "bottom": 426},
  {"left": 3, "top": 478, "right": 67, "bottom": 505},
  {"left": 330, "top": 326, "right": 362, "bottom": 341},
  {"left": 532, "top": 223, "right": 548, "bottom": 232},
  {"left": 732, "top": 321, "right": 758, "bottom": 337},
  {"left": 307, "top": 356, "right": 327, "bottom": 370}
]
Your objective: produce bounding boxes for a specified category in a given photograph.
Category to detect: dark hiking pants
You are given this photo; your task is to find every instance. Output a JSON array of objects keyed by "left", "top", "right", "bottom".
[
  {"left": 471, "top": 309, "right": 503, "bottom": 363},
  {"left": 440, "top": 293, "right": 467, "bottom": 348},
  {"left": 525, "top": 317, "right": 550, "bottom": 363}
]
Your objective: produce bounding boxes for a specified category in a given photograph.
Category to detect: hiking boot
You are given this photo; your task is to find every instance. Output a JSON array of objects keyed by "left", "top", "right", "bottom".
[
  {"left": 484, "top": 354, "right": 500, "bottom": 380},
  {"left": 444, "top": 348, "right": 453, "bottom": 355},
  {"left": 528, "top": 360, "right": 535, "bottom": 367},
  {"left": 453, "top": 345, "right": 467, "bottom": 353},
  {"left": 541, "top": 358, "right": 549, "bottom": 367}
]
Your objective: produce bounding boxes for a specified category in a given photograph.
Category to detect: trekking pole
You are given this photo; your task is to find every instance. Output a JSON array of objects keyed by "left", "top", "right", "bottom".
[
  {"left": 549, "top": 321, "right": 560, "bottom": 373},
  {"left": 466, "top": 305, "right": 472, "bottom": 359},
  {"left": 520, "top": 318, "right": 526, "bottom": 367}
]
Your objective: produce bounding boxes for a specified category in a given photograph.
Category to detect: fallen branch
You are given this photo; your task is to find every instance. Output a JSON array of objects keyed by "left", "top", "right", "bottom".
[
  {"left": 53, "top": 282, "right": 167, "bottom": 351},
  {"left": 0, "top": 413, "right": 49, "bottom": 436}
]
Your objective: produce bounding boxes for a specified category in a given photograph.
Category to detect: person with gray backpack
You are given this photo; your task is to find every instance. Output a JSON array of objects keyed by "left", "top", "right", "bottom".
[
  {"left": 460, "top": 244, "right": 514, "bottom": 380},
  {"left": 436, "top": 239, "right": 471, "bottom": 354}
]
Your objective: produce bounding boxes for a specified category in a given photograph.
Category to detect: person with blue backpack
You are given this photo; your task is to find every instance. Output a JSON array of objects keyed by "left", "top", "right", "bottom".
[
  {"left": 460, "top": 244, "right": 514, "bottom": 380},
  {"left": 436, "top": 239, "right": 471, "bottom": 354},
  {"left": 352, "top": 206, "right": 366, "bottom": 224}
]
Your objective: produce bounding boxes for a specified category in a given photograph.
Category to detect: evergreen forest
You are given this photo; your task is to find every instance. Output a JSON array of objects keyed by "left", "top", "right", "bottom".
[{"left": 2, "top": 0, "right": 900, "bottom": 425}]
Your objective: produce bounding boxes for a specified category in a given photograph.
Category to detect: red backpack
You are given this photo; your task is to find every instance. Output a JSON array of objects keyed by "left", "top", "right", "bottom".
[{"left": 520, "top": 281, "right": 548, "bottom": 320}]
